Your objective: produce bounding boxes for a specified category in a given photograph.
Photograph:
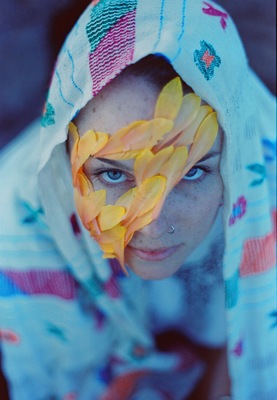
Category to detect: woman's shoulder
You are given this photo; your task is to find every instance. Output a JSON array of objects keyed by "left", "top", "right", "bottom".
[{"left": 0, "top": 120, "right": 43, "bottom": 235}]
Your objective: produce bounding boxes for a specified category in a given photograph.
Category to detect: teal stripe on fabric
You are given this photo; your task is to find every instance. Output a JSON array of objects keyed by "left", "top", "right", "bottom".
[
  {"left": 86, "top": 0, "right": 137, "bottom": 53},
  {"left": 225, "top": 270, "right": 239, "bottom": 309}
]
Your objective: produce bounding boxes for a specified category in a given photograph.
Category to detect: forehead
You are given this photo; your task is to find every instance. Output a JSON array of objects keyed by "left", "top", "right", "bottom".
[
  {"left": 74, "top": 72, "right": 223, "bottom": 158},
  {"left": 75, "top": 74, "right": 160, "bottom": 136}
]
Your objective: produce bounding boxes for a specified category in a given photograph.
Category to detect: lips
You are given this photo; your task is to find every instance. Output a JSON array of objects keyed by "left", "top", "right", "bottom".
[{"left": 126, "top": 244, "right": 181, "bottom": 261}]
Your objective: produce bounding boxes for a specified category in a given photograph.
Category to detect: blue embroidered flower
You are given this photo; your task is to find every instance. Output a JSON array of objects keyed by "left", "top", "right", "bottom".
[{"left": 194, "top": 40, "right": 221, "bottom": 80}]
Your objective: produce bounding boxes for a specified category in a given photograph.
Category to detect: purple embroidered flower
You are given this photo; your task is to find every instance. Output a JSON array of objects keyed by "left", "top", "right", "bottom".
[
  {"left": 194, "top": 40, "right": 221, "bottom": 81},
  {"left": 229, "top": 195, "right": 247, "bottom": 226},
  {"left": 232, "top": 338, "right": 243, "bottom": 357}
]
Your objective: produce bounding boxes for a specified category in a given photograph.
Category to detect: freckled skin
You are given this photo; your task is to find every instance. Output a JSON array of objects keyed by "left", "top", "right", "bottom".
[{"left": 75, "top": 74, "right": 223, "bottom": 280}]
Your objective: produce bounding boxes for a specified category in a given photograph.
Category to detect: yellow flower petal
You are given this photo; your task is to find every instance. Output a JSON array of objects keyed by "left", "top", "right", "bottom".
[
  {"left": 94, "top": 121, "right": 144, "bottom": 158},
  {"left": 97, "top": 225, "right": 127, "bottom": 274},
  {"left": 71, "top": 127, "right": 108, "bottom": 182},
  {"left": 160, "top": 146, "right": 188, "bottom": 186},
  {"left": 151, "top": 146, "right": 188, "bottom": 219},
  {"left": 68, "top": 122, "right": 79, "bottom": 143},
  {"left": 78, "top": 129, "right": 108, "bottom": 165},
  {"left": 95, "top": 119, "right": 173, "bottom": 160},
  {"left": 153, "top": 94, "right": 201, "bottom": 152},
  {"left": 74, "top": 187, "right": 106, "bottom": 228},
  {"left": 122, "top": 176, "right": 166, "bottom": 226},
  {"left": 173, "top": 93, "right": 202, "bottom": 134},
  {"left": 133, "top": 149, "right": 154, "bottom": 184},
  {"left": 154, "top": 77, "right": 183, "bottom": 120},
  {"left": 75, "top": 172, "right": 93, "bottom": 196},
  {"left": 176, "top": 105, "right": 213, "bottom": 147},
  {"left": 115, "top": 187, "right": 137, "bottom": 211},
  {"left": 125, "top": 210, "right": 153, "bottom": 241},
  {"left": 134, "top": 147, "right": 174, "bottom": 185},
  {"left": 97, "top": 205, "right": 126, "bottom": 231},
  {"left": 186, "top": 112, "right": 218, "bottom": 169}
]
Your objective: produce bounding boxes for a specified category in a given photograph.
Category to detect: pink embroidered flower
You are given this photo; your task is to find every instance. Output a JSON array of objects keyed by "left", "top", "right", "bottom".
[
  {"left": 202, "top": 2, "right": 228, "bottom": 30},
  {"left": 229, "top": 195, "right": 247, "bottom": 226}
]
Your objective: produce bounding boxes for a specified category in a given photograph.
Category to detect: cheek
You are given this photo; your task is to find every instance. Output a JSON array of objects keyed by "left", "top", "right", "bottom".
[{"left": 171, "top": 175, "right": 223, "bottom": 231}]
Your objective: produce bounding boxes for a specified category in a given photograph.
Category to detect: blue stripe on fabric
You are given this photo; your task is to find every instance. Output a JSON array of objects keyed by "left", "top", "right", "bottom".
[
  {"left": 0, "top": 272, "right": 27, "bottom": 297},
  {"left": 241, "top": 282, "right": 277, "bottom": 295},
  {"left": 153, "top": 0, "right": 166, "bottom": 50},
  {"left": 67, "top": 50, "right": 83, "bottom": 95},
  {"left": 177, "top": 0, "right": 186, "bottom": 41},
  {"left": 247, "top": 197, "right": 271, "bottom": 207},
  {"left": 172, "top": 0, "right": 187, "bottom": 61},
  {"left": 55, "top": 70, "right": 74, "bottom": 107},
  {"left": 245, "top": 213, "right": 272, "bottom": 224}
]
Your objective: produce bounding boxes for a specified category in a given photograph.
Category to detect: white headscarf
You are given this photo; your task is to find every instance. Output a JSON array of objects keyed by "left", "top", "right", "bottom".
[{"left": 0, "top": 0, "right": 276, "bottom": 399}]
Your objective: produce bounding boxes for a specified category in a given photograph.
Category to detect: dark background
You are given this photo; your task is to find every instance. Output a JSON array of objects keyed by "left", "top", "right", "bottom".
[{"left": 0, "top": 0, "right": 276, "bottom": 150}]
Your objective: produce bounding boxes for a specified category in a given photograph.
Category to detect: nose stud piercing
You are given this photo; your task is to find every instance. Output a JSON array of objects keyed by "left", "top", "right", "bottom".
[{"left": 167, "top": 225, "right": 175, "bottom": 234}]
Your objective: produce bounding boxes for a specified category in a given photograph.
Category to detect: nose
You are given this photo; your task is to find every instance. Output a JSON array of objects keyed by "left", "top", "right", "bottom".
[{"left": 138, "top": 212, "right": 168, "bottom": 239}]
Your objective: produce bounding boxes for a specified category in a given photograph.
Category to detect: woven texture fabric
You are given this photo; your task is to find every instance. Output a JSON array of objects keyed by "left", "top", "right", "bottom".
[{"left": 0, "top": 0, "right": 276, "bottom": 399}]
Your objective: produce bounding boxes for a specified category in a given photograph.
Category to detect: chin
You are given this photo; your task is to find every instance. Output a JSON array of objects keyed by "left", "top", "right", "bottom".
[{"left": 126, "top": 259, "right": 181, "bottom": 280}]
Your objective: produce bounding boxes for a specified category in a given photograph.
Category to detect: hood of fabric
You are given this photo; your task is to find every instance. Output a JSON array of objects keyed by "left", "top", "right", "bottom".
[
  {"left": 37, "top": 0, "right": 276, "bottom": 397},
  {"left": 39, "top": 0, "right": 249, "bottom": 170}
]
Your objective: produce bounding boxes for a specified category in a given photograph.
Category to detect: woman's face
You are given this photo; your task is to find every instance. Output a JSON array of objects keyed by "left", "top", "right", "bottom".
[{"left": 75, "top": 74, "right": 223, "bottom": 280}]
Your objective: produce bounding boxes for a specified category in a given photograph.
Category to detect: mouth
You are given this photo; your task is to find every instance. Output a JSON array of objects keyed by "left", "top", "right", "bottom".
[{"left": 126, "top": 244, "right": 181, "bottom": 261}]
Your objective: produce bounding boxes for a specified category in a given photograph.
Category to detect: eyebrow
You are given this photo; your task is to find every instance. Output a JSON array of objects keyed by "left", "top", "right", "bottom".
[
  {"left": 94, "top": 150, "right": 220, "bottom": 170},
  {"left": 94, "top": 158, "right": 134, "bottom": 172},
  {"left": 197, "top": 150, "right": 221, "bottom": 163}
]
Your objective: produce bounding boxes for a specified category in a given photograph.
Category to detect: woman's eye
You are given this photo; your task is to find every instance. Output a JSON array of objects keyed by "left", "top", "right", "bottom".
[
  {"left": 183, "top": 167, "right": 204, "bottom": 181},
  {"left": 100, "top": 170, "right": 128, "bottom": 184}
]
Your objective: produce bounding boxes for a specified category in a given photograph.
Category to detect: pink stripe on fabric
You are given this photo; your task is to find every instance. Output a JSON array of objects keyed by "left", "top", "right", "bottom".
[
  {"left": 240, "top": 210, "right": 276, "bottom": 276},
  {"left": 4, "top": 269, "right": 76, "bottom": 300},
  {"left": 89, "top": 10, "right": 136, "bottom": 96}
]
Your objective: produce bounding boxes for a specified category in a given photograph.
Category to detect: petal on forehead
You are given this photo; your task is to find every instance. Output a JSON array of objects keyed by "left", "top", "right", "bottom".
[
  {"left": 95, "top": 119, "right": 173, "bottom": 160},
  {"left": 154, "top": 77, "right": 183, "bottom": 120},
  {"left": 71, "top": 127, "right": 109, "bottom": 181},
  {"left": 170, "top": 94, "right": 201, "bottom": 139},
  {"left": 79, "top": 129, "right": 108, "bottom": 160},
  {"left": 186, "top": 112, "right": 218, "bottom": 168},
  {"left": 167, "top": 105, "right": 214, "bottom": 149},
  {"left": 153, "top": 94, "right": 202, "bottom": 152}
]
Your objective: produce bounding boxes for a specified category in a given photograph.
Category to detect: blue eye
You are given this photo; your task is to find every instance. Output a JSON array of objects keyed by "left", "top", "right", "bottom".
[
  {"left": 101, "top": 170, "right": 128, "bottom": 183},
  {"left": 183, "top": 167, "right": 204, "bottom": 181}
]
